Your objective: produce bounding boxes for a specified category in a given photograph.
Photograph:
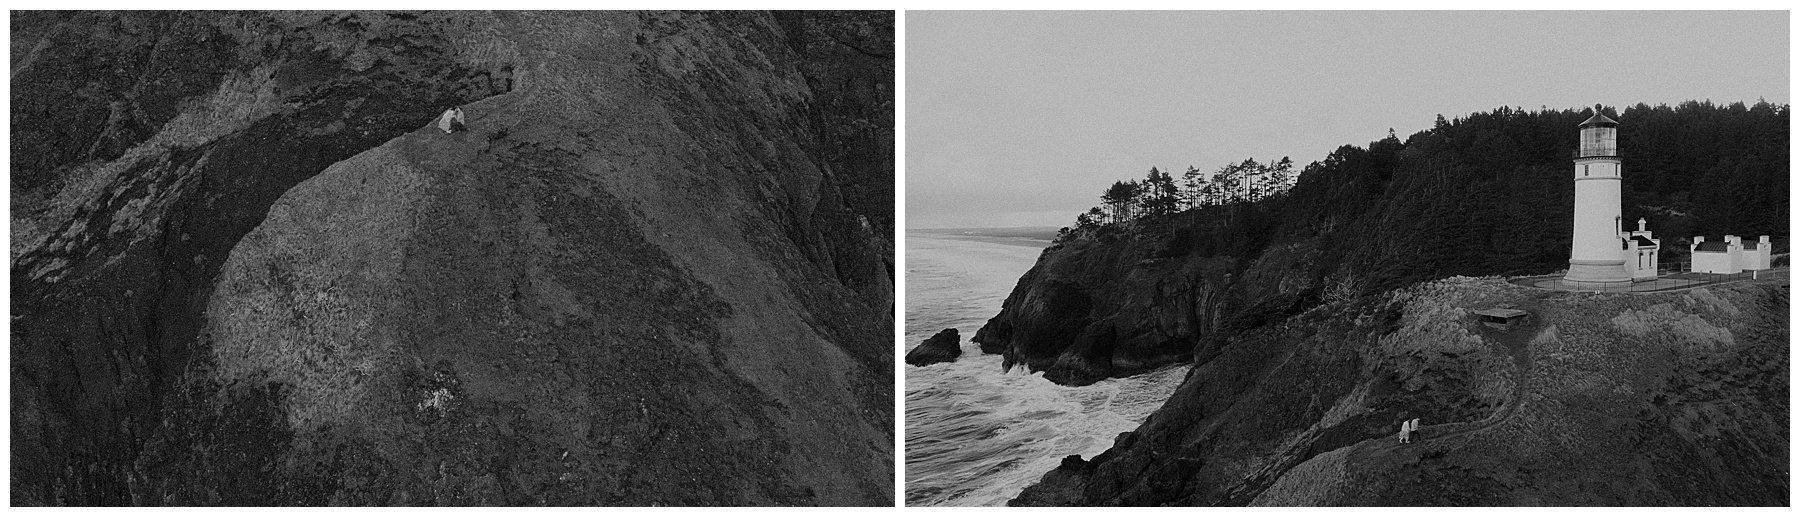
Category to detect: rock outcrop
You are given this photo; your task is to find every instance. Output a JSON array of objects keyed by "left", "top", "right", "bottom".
[
  {"left": 1010, "top": 278, "right": 1789, "bottom": 506},
  {"left": 1007, "top": 454, "right": 1093, "bottom": 506},
  {"left": 12, "top": 11, "right": 891, "bottom": 506},
  {"left": 973, "top": 208, "right": 1320, "bottom": 385},
  {"left": 904, "top": 328, "right": 961, "bottom": 366}
]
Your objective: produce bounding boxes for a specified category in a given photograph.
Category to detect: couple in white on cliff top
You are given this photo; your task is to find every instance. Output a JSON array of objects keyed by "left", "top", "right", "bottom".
[
  {"left": 1398, "top": 417, "right": 1422, "bottom": 444},
  {"left": 436, "top": 106, "right": 467, "bottom": 134}
]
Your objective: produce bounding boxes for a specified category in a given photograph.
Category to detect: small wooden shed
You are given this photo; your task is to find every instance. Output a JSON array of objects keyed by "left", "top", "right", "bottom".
[{"left": 1474, "top": 308, "right": 1529, "bottom": 330}]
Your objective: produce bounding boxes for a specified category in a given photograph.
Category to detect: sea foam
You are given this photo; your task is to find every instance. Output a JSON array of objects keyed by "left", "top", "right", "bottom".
[{"left": 905, "top": 232, "right": 1185, "bottom": 506}]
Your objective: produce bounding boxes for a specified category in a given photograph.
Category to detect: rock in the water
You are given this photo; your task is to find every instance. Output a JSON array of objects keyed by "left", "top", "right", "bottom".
[
  {"left": 1007, "top": 454, "right": 1092, "bottom": 506},
  {"left": 905, "top": 328, "right": 961, "bottom": 366}
]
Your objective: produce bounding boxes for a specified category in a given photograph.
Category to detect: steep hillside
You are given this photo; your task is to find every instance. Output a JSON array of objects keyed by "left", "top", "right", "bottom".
[
  {"left": 11, "top": 11, "right": 892, "bottom": 506},
  {"left": 1011, "top": 278, "right": 1787, "bottom": 506}
]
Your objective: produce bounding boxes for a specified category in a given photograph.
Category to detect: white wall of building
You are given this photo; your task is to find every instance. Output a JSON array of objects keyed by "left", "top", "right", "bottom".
[
  {"left": 1732, "top": 236, "right": 1773, "bottom": 271},
  {"left": 1570, "top": 160, "right": 1622, "bottom": 263},
  {"left": 1566, "top": 157, "right": 1628, "bottom": 283},
  {"left": 1625, "top": 248, "right": 1658, "bottom": 280},
  {"left": 1694, "top": 251, "right": 1737, "bottom": 273}
]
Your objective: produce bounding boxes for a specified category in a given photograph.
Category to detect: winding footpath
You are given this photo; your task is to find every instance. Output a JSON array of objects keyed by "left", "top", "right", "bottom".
[
  {"left": 1362, "top": 322, "right": 1534, "bottom": 455},
  {"left": 1225, "top": 310, "right": 1540, "bottom": 505}
]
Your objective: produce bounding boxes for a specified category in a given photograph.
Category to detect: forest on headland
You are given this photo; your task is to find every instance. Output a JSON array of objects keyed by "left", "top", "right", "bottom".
[{"left": 1062, "top": 101, "right": 1788, "bottom": 294}]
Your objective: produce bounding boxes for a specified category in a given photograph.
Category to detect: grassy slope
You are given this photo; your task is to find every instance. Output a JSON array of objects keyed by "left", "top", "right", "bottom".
[{"left": 177, "top": 12, "right": 890, "bottom": 505}]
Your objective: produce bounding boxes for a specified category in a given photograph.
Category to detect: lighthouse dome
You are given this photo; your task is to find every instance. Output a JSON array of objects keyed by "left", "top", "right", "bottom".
[{"left": 1580, "top": 107, "right": 1618, "bottom": 128}]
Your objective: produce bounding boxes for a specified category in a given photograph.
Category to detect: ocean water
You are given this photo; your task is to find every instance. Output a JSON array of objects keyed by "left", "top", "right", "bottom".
[{"left": 904, "top": 231, "right": 1187, "bottom": 507}]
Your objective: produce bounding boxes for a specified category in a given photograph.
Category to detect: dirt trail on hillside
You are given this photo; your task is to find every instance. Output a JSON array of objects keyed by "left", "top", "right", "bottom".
[
  {"left": 1233, "top": 299, "right": 1542, "bottom": 506},
  {"left": 1363, "top": 306, "right": 1538, "bottom": 456}
]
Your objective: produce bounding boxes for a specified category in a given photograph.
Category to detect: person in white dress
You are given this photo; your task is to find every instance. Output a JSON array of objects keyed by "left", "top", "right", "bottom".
[{"left": 436, "top": 107, "right": 456, "bottom": 134}]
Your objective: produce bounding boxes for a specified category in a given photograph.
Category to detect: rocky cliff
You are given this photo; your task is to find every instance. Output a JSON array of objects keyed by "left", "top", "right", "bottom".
[
  {"left": 973, "top": 205, "right": 1319, "bottom": 386},
  {"left": 1010, "top": 277, "right": 1788, "bottom": 505},
  {"left": 11, "top": 11, "right": 892, "bottom": 506}
]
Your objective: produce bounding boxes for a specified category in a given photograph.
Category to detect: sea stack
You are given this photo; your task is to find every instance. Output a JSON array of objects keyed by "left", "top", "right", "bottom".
[{"left": 906, "top": 328, "right": 962, "bottom": 366}]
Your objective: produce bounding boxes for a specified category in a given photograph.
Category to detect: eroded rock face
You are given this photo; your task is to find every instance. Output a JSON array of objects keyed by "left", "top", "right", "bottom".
[
  {"left": 973, "top": 215, "right": 1319, "bottom": 385},
  {"left": 12, "top": 11, "right": 891, "bottom": 506},
  {"left": 905, "top": 328, "right": 960, "bottom": 366}
]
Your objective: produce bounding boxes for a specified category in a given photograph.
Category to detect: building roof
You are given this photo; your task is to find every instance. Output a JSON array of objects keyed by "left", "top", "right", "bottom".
[
  {"left": 1474, "top": 308, "right": 1529, "bottom": 319},
  {"left": 1743, "top": 241, "right": 1758, "bottom": 250},
  {"left": 1580, "top": 110, "right": 1618, "bottom": 128},
  {"left": 1632, "top": 236, "right": 1658, "bottom": 248},
  {"left": 1695, "top": 241, "right": 1730, "bottom": 252}
]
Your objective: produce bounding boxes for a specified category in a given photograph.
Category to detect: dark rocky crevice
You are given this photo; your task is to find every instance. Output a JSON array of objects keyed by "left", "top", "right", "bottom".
[
  {"left": 768, "top": 11, "right": 895, "bottom": 294},
  {"left": 632, "top": 11, "right": 894, "bottom": 442},
  {"left": 11, "top": 12, "right": 239, "bottom": 193}
]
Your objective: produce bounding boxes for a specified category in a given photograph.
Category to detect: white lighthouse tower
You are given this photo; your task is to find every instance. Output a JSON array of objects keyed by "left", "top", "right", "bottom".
[{"left": 1564, "top": 105, "right": 1631, "bottom": 285}]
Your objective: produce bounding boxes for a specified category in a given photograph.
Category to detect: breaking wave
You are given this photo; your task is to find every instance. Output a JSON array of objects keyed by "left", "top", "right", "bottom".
[{"left": 904, "top": 232, "right": 1185, "bottom": 506}]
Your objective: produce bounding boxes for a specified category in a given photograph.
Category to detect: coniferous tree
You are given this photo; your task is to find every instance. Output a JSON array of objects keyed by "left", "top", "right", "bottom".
[
  {"left": 1142, "top": 167, "right": 1181, "bottom": 217},
  {"left": 1211, "top": 162, "right": 1244, "bottom": 204},
  {"left": 1238, "top": 158, "right": 1264, "bottom": 202},
  {"left": 1180, "top": 165, "right": 1207, "bottom": 208},
  {"left": 1075, "top": 206, "right": 1105, "bottom": 229},
  {"left": 1258, "top": 157, "right": 1295, "bottom": 198},
  {"left": 1101, "top": 180, "right": 1140, "bottom": 223},
  {"left": 1125, "top": 179, "right": 1145, "bottom": 219}
]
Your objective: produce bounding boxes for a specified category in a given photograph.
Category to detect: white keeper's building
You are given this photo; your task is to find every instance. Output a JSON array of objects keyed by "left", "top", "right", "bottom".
[{"left": 1690, "top": 235, "right": 1771, "bottom": 274}]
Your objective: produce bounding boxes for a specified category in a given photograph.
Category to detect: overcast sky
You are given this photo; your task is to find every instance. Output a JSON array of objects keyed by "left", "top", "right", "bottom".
[{"left": 904, "top": 11, "right": 1789, "bottom": 229}]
